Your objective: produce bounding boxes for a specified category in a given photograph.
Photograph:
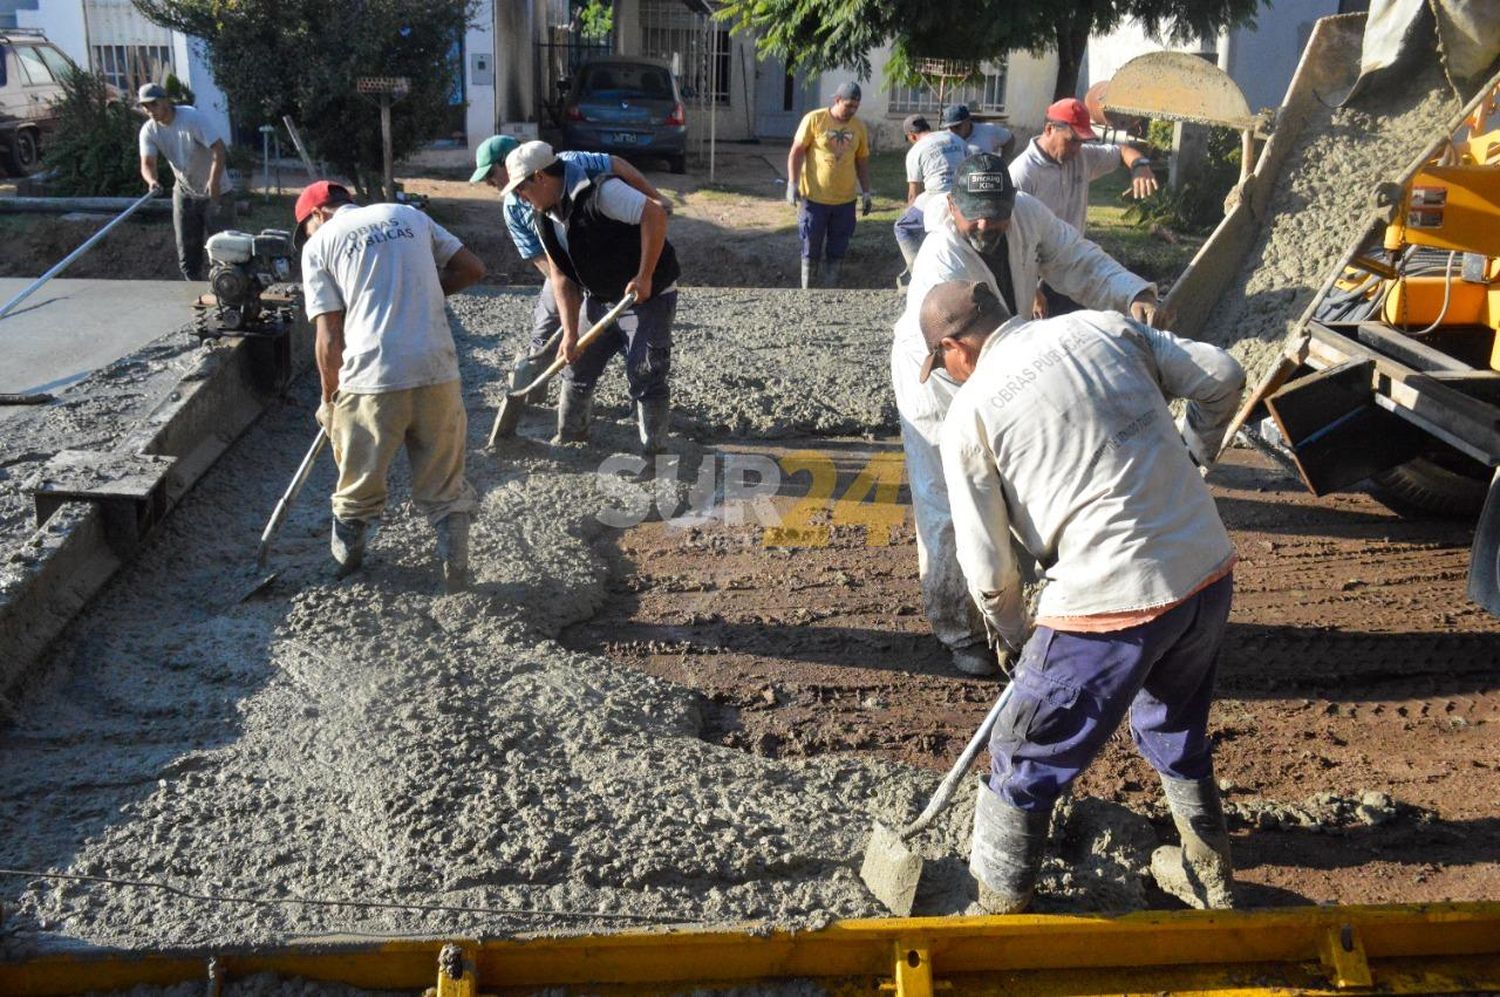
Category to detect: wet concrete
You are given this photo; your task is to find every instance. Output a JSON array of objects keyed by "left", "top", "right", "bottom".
[{"left": 0, "top": 279, "right": 203, "bottom": 396}]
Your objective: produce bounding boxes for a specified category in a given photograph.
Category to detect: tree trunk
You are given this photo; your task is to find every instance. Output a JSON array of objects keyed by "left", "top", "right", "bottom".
[{"left": 1052, "top": 4, "right": 1096, "bottom": 101}]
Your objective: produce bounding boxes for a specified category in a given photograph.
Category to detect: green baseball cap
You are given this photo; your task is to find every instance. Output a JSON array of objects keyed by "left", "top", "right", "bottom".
[{"left": 471, "top": 134, "right": 520, "bottom": 184}]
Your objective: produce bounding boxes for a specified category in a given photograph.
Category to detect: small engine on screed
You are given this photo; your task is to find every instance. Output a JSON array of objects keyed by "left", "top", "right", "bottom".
[{"left": 195, "top": 228, "right": 301, "bottom": 338}]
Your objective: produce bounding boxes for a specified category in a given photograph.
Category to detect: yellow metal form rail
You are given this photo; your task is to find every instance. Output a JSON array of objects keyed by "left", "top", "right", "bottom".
[{"left": 2, "top": 902, "right": 1498, "bottom": 996}]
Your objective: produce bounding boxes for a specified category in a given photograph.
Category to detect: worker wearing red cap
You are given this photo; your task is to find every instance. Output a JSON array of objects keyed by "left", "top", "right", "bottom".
[
  {"left": 1009, "top": 98, "right": 1158, "bottom": 319},
  {"left": 295, "top": 180, "right": 488, "bottom": 591}
]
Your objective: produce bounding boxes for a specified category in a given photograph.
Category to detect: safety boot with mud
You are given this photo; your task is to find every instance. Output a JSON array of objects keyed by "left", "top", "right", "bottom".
[
  {"left": 1151, "top": 774, "right": 1236, "bottom": 910},
  {"left": 800, "top": 259, "right": 818, "bottom": 290},
  {"left": 551, "top": 384, "right": 593, "bottom": 445},
  {"left": 970, "top": 780, "right": 1051, "bottom": 913},
  {"left": 951, "top": 642, "right": 999, "bottom": 677},
  {"left": 636, "top": 393, "right": 672, "bottom": 455},
  {"left": 435, "top": 512, "right": 472, "bottom": 593},
  {"left": 824, "top": 259, "right": 844, "bottom": 288},
  {"left": 330, "top": 516, "right": 369, "bottom": 579}
]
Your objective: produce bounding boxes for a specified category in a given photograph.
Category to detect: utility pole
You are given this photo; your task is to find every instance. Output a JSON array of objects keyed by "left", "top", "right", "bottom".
[{"left": 357, "top": 77, "right": 412, "bottom": 202}]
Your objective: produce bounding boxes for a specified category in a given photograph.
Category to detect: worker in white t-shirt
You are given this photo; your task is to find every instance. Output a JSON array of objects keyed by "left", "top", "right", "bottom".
[
  {"left": 1009, "top": 98, "right": 1158, "bottom": 318},
  {"left": 942, "top": 104, "right": 1015, "bottom": 162},
  {"left": 137, "top": 82, "right": 231, "bottom": 281},
  {"left": 296, "top": 181, "right": 489, "bottom": 591},
  {"left": 894, "top": 113, "right": 968, "bottom": 285}
]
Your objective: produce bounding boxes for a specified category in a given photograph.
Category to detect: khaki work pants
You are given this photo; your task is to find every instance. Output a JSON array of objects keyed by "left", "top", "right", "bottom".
[{"left": 327, "top": 379, "right": 477, "bottom": 526}]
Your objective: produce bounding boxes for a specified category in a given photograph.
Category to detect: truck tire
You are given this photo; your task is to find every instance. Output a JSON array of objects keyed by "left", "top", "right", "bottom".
[
  {"left": 1371, "top": 447, "right": 1491, "bottom": 517},
  {"left": 7, "top": 128, "right": 40, "bottom": 175}
]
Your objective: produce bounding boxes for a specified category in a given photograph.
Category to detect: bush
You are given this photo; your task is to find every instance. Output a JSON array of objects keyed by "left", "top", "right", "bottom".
[
  {"left": 42, "top": 68, "right": 147, "bottom": 197},
  {"left": 1125, "top": 120, "right": 1240, "bottom": 234}
]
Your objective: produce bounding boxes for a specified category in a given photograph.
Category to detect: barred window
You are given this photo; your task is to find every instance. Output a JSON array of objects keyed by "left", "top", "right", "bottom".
[
  {"left": 92, "top": 43, "right": 174, "bottom": 94},
  {"left": 887, "top": 60, "right": 1007, "bottom": 114},
  {"left": 639, "top": 0, "right": 729, "bottom": 104}
]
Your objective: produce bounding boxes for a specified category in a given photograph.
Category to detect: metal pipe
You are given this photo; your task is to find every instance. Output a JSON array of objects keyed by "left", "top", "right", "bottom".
[{"left": 0, "top": 190, "right": 156, "bottom": 322}]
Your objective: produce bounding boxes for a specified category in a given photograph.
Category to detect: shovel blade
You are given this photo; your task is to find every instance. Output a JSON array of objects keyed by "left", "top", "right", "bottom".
[
  {"left": 488, "top": 394, "right": 525, "bottom": 445},
  {"left": 860, "top": 821, "right": 923, "bottom": 917}
]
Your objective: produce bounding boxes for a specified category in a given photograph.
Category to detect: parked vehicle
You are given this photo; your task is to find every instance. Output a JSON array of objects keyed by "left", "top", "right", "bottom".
[
  {"left": 561, "top": 56, "right": 687, "bottom": 174},
  {"left": 0, "top": 30, "right": 77, "bottom": 176}
]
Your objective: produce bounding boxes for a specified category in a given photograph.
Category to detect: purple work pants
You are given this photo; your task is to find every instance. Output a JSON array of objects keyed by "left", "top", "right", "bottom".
[
  {"left": 988, "top": 573, "right": 1233, "bottom": 812},
  {"left": 799, "top": 199, "right": 857, "bottom": 261}
]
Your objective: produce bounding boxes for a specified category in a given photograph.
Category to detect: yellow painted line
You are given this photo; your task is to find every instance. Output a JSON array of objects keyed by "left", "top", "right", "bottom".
[{"left": 1, "top": 903, "right": 1497, "bottom": 996}]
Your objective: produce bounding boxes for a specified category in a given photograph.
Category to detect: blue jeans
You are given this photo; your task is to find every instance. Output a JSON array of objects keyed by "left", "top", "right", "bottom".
[
  {"left": 894, "top": 203, "right": 926, "bottom": 260},
  {"left": 799, "top": 199, "right": 857, "bottom": 261},
  {"left": 988, "top": 573, "right": 1233, "bottom": 812},
  {"left": 561, "top": 290, "right": 676, "bottom": 401}
]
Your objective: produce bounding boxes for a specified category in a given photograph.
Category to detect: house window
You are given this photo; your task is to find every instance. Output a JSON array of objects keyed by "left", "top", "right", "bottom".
[
  {"left": 92, "top": 43, "right": 175, "bottom": 94},
  {"left": 639, "top": 0, "right": 729, "bottom": 104},
  {"left": 887, "top": 60, "right": 1008, "bottom": 114}
]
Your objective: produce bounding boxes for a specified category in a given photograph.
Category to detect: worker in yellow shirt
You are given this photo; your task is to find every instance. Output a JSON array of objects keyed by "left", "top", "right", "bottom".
[{"left": 785, "top": 81, "right": 872, "bottom": 289}]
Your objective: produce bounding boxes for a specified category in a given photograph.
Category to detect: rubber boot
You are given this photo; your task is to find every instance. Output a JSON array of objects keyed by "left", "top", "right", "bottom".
[
  {"left": 800, "top": 259, "right": 818, "bottom": 290},
  {"left": 951, "top": 642, "right": 998, "bottom": 677},
  {"left": 636, "top": 392, "right": 671, "bottom": 455},
  {"left": 897, "top": 241, "right": 918, "bottom": 289},
  {"left": 824, "top": 259, "right": 844, "bottom": 288},
  {"left": 435, "top": 512, "right": 472, "bottom": 593},
  {"left": 1151, "top": 775, "right": 1235, "bottom": 910},
  {"left": 330, "top": 516, "right": 369, "bottom": 579},
  {"left": 551, "top": 383, "right": 593, "bottom": 444},
  {"left": 970, "top": 780, "right": 1051, "bottom": 913}
]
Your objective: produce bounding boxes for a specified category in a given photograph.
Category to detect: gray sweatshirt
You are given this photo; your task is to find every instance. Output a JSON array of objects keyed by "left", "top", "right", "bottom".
[{"left": 940, "top": 310, "right": 1244, "bottom": 648}]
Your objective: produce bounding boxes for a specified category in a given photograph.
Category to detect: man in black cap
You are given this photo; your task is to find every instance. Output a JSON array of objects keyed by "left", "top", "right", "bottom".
[
  {"left": 137, "top": 82, "right": 231, "bottom": 281},
  {"left": 890, "top": 153, "right": 1164, "bottom": 677},
  {"left": 785, "top": 81, "right": 872, "bottom": 288},
  {"left": 919, "top": 278, "right": 1243, "bottom": 913},
  {"left": 894, "top": 113, "right": 967, "bottom": 285},
  {"left": 942, "top": 103, "right": 1015, "bottom": 162}
]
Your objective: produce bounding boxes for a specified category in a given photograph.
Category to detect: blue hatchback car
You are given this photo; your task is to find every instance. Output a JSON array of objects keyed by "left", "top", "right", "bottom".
[{"left": 561, "top": 57, "right": 687, "bottom": 174}]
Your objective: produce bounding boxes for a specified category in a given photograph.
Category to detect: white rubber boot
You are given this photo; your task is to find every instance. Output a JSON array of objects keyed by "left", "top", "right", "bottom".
[
  {"left": 970, "top": 781, "right": 1051, "bottom": 913},
  {"left": 1151, "top": 775, "right": 1236, "bottom": 909}
]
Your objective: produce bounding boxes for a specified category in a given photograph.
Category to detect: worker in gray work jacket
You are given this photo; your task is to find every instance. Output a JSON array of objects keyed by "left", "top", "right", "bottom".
[
  {"left": 137, "top": 82, "right": 232, "bottom": 281},
  {"left": 919, "top": 279, "right": 1244, "bottom": 914},
  {"left": 502, "top": 140, "right": 678, "bottom": 453},
  {"left": 892, "top": 153, "right": 1164, "bottom": 678}
]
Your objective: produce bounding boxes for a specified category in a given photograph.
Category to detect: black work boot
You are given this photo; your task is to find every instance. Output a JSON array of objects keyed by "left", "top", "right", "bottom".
[
  {"left": 636, "top": 393, "right": 671, "bottom": 455},
  {"left": 330, "top": 516, "right": 369, "bottom": 578},
  {"left": 970, "top": 779, "right": 1051, "bottom": 913},
  {"left": 551, "top": 384, "right": 593, "bottom": 444},
  {"left": 434, "top": 512, "right": 472, "bottom": 593},
  {"left": 1151, "top": 775, "right": 1235, "bottom": 909}
]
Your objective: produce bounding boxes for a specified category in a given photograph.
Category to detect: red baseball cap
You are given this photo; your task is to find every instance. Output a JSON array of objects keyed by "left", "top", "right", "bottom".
[
  {"left": 293, "top": 180, "right": 351, "bottom": 244},
  {"left": 1045, "top": 98, "right": 1098, "bottom": 141}
]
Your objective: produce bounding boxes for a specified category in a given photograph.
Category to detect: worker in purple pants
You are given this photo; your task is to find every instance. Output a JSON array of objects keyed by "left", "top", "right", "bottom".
[
  {"left": 786, "top": 81, "right": 872, "bottom": 289},
  {"left": 920, "top": 279, "right": 1245, "bottom": 913}
]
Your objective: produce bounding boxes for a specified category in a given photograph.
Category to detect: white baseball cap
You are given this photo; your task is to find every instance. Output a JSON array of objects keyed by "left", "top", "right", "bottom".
[{"left": 500, "top": 140, "right": 559, "bottom": 197}]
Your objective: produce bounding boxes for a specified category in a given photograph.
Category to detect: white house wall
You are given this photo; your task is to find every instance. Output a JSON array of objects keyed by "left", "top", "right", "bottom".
[
  {"left": 468, "top": 0, "right": 496, "bottom": 147},
  {"left": 16, "top": 4, "right": 85, "bottom": 63}
]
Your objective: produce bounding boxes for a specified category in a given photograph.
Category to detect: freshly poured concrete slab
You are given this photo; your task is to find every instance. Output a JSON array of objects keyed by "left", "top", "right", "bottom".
[{"left": 0, "top": 278, "right": 203, "bottom": 395}]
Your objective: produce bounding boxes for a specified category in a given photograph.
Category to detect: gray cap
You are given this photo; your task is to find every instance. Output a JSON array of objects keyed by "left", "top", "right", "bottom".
[
  {"left": 950, "top": 153, "right": 1015, "bottom": 221},
  {"left": 902, "top": 114, "right": 930, "bottom": 135},
  {"left": 941, "top": 104, "right": 971, "bottom": 126},
  {"left": 918, "top": 281, "right": 1010, "bottom": 383},
  {"left": 834, "top": 81, "right": 862, "bottom": 101},
  {"left": 137, "top": 82, "right": 168, "bottom": 104}
]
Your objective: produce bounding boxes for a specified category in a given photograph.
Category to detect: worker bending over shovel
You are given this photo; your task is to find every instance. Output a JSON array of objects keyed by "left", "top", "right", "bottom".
[
  {"left": 296, "top": 180, "right": 488, "bottom": 590},
  {"left": 919, "top": 279, "right": 1244, "bottom": 912},
  {"left": 470, "top": 135, "right": 671, "bottom": 400},
  {"left": 893, "top": 153, "right": 1163, "bottom": 677},
  {"left": 503, "top": 140, "right": 679, "bottom": 453}
]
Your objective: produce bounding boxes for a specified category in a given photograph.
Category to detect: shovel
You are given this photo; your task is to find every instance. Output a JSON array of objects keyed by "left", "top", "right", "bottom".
[
  {"left": 487, "top": 292, "right": 637, "bottom": 446},
  {"left": 859, "top": 681, "right": 1015, "bottom": 916},
  {"left": 255, "top": 428, "right": 328, "bottom": 570}
]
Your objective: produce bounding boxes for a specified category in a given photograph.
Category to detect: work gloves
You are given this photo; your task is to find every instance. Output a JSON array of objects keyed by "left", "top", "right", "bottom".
[
  {"left": 315, "top": 397, "right": 336, "bottom": 433},
  {"left": 785, "top": 181, "right": 798, "bottom": 206},
  {"left": 1129, "top": 291, "right": 1172, "bottom": 328},
  {"left": 148, "top": 182, "right": 166, "bottom": 198},
  {"left": 861, "top": 191, "right": 873, "bottom": 216}
]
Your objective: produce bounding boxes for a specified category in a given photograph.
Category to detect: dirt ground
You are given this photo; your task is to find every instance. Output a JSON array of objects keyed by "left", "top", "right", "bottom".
[{"left": 565, "top": 440, "right": 1500, "bottom": 908}]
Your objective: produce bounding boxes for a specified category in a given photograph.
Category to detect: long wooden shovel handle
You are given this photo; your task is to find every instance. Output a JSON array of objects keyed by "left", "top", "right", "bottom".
[
  {"left": 508, "top": 292, "right": 637, "bottom": 399},
  {"left": 899, "top": 681, "right": 1014, "bottom": 841}
]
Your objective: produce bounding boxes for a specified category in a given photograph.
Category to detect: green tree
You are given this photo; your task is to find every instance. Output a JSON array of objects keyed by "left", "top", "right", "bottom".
[
  {"left": 42, "top": 67, "right": 142, "bottom": 197},
  {"left": 131, "top": 0, "right": 477, "bottom": 201},
  {"left": 719, "top": 0, "right": 1267, "bottom": 102}
]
